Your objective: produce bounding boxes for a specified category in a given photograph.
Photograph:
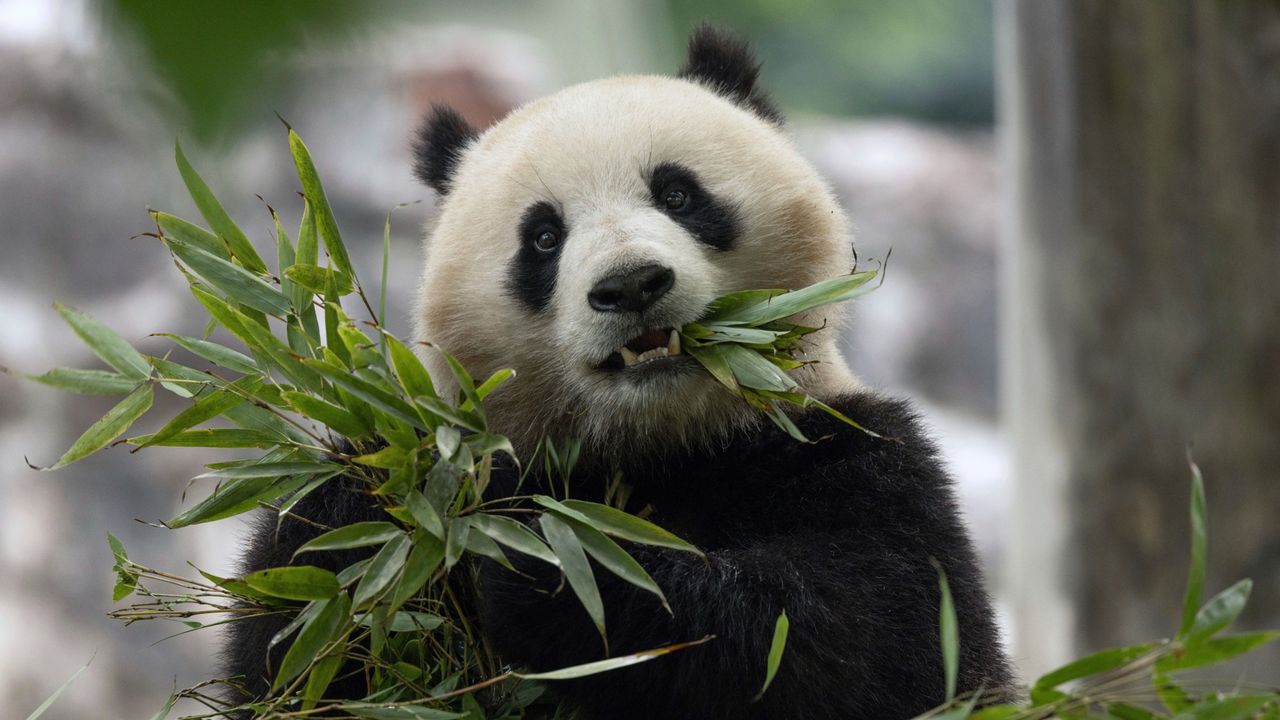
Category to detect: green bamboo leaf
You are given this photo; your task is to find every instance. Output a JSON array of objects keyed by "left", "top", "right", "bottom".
[
  {"left": 540, "top": 512, "right": 607, "bottom": 650},
  {"left": 470, "top": 514, "right": 558, "bottom": 566},
  {"left": 1104, "top": 703, "right": 1159, "bottom": 720},
  {"left": 754, "top": 610, "right": 789, "bottom": 702},
  {"left": 304, "top": 359, "right": 427, "bottom": 430},
  {"left": 293, "top": 200, "right": 322, "bottom": 338},
  {"left": 416, "top": 396, "right": 483, "bottom": 432},
  {"left": 389, "top": 531, "right": 445, "bottom": 611},
  {"left": 273, "top": 591, "right": 350, "bottom": 690},
  {"left": 344, "top": 705, "right": 467, "bottom": 720},
  {"left": 464, "top": 526, "right": 515, "bottom": 569},
  {"left": 386, "top": 335, "right": 437, "bottom": 401},
  {"left": 710, "top": 271, "right": 877, "bottom": 325},
  {"left": 137, "top": 378, "right": 259, "bottom": 448},
  {"left": 170, "top": 239, "right": 290, "bottom": 318},
  {"left": 175, "top": 139, "right": 267, "bottom": 273},
  {"left": 933, "top": 559, "right": 959, "bottom": 702},
  {"left": 1158, "top": 631, "right": 1280, "bottom": 673},
  {"left": 405, "top": 490, "right": 446, "bottom": 540},
  {"left": 282, "top": 390, "right": 372, "bottom": 438},
  {"left": 719, "top": 343, "right": 797, "bottom": 392},
  {"left": 442, "top": 352, "right": 482, "bottom": 418},
  {"left": 296, "top": 522, "right": 404, "bottom": 556},
  {"left": 1184, "top": 579, "right": 1253, "bottom": 644},
  {"left": 24, "top": 654, "right": 92, "bottom": 720},
  {"left": 1179, "top": 453, "right": 1208, "bottom": 638},
  {"left": 352, "top": 445, "right": 408, "bottom": 469},
  {"left": 285, "top": 264, "right": 354, "bottom": 296},
  {"left": 1169, "top": 695, "right": 1276, "bottom": 719},
  {"left": 301, "top": 653, "right": 343, "bottom": 711},
  {"left": 54, "top": 303, "right": 151, "bottom": 379},
  {"left": 1034, "top": 642, "right": 1160, "bottom": 692},
  {"left": 168, "top": 472, "right": 322, "bottom": 528},
  {"left": 561, "top": 514, "right": 666, "bottom": 608},
  {"left": 15, "top": 367, "right": 139, "bottom": 395},
  {"left": 246, "top": 566, "right": 341, "bottom": 601},
  {"left": 353, "top": 533, "right": 411, "bottom": 609},
  {"left": 196, "top": 462, "right": 340, "bottom": 479},
  {"left": 154, "top": 333, "right": 258, "bottom": 374},
  {"left": 43, "top": 384, "right": 153, "bottom": 469},
  {"left": 461, "top": 367, "right": 515, "bottom": 411},
  {"left": 435, "top": 425, "right": 461, "bottom": 460},
  {"left": 444, "top": 515, "right": 471, "bottom": 569},
  {"left": 151, "top": 211, "right": 228, "bottom": 260},
  {"left": 682, "top": 343, "right": 740, "bottom": 393},
  {"left": 516, "top": 637, "right": 712, "bottom": 681},
  {"left": 189, "top": 285, "right": 324, "bottom": 391},
  {"left": 288, "top": 129, "right": 355, "bottom": 282},
  {"left": 698, "top": 289, "right": 787, "bottom": 322},
  {"left": 127, "top": 428, "right": 281, "bottom": 448},
  {"left": 556, "top": 499, "right": 703, "bottom": 556}
]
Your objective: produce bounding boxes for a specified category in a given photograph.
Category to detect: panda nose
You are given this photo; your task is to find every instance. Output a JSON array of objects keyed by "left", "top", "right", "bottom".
[{"left": 588, "top": 264, "right": 675, "bottom": 313}]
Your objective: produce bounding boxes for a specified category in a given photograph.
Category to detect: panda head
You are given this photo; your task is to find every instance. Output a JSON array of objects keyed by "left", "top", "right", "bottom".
[{"left": 413, "top": 25, "right": 858, "bottom": 459}]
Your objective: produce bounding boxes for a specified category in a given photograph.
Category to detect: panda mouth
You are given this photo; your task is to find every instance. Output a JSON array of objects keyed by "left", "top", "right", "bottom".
[{"left": 598, "top": 327, "right": 684, "bottom": 370}]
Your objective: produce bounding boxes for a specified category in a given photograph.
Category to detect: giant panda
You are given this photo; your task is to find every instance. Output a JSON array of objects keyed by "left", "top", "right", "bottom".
[{"left": 225, "top": 25, "right": 1014, "bottom": 720}]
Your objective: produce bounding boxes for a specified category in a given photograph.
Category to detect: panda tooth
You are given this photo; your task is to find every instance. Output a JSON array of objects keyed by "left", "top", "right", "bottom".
[
  {"left": 620, "top": 347, "right": 639, "bottom": 366},
  {"left": 668, "top": 330, "right": 681, "bottom": 355}
]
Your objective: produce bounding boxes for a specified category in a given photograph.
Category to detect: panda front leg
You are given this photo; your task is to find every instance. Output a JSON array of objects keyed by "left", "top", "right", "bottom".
[{"left": 480, "top": 525, "right": 1000, "bottom": 720}]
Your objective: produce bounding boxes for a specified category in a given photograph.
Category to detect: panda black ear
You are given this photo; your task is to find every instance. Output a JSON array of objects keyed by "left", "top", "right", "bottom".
[
  {"left": 678, "top": 23, "right": 783, "bottom": 125},
  {"left": 412, "top": 104, "right": 479, "bottom": 195}
]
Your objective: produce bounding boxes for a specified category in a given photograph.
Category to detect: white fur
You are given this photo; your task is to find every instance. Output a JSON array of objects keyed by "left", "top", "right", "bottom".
[{"left": 414, "top": 75, "right": 858, "bottom": 459}]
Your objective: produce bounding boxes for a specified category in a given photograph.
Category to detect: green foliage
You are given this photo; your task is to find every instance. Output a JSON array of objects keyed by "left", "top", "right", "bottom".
[
  {"left": 20, "top": 128, "right": 1276, "bottom": 719},
  {"left": 922, "top": 457, "right": 1280, "bottom": 719}
]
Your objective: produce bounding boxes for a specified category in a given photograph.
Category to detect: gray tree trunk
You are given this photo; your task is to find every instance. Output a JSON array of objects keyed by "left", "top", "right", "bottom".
[{"left": 1000, "top": 0, "right": 1280, "bottom": 678}]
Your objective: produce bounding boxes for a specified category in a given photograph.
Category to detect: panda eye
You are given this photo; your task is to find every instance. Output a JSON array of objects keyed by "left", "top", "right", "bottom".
[
  {"left": 533, "top": 228, "right": 561, "bottom": 252},
  {"left": 663, "top": 187, "right": 690, "bottom": 211}
]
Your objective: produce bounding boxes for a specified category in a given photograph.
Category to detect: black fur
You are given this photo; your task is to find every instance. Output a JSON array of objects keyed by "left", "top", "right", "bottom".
[
  {"left": 412, "top": 104, "right": 478, "bottom": 195},
  {"left": 507, "top": 201, "right": 568, "bottom": 312},
  {"left": 649, "top": 162, "right": 741, "bottom": 251},
  {"left": 223, "top": 393, "right": 1015, "bottom": 718},
  {"left": 678, "top": 23, "right": 785, "bottom": 125},
  {"left": 480, "top": 393, "right": 1014, "bottom": 719}
]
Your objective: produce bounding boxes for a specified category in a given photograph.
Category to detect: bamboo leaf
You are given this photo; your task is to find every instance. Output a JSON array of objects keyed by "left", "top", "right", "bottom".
[
  {"left": 1184, "top": 579, "right": 1253, "bottom": 645},
  {"left": 556, "top": 499, "right": 703, "bottom": 555},
  {"left": 164, "top": 236, "right": 291, "bottom": 316},
  {"left": 389, "top": 531, "right": 445, "bottom": 611},
  {"left": 754, "top": 610, "right": 789, "bottom": 702},
  {"left": 151, "top": 211, "right": 227, "bottom": 259},
  {"left": 1034, "top": 642, "right": 1159, "bottom": 692},
  {"left": 516, "top": 637, "right": 712, "bottom": 681},
  {"left": 353, "top": 533, "right": 411, "bottom": 609},
  {"left": 127, "top": 428, "right": 281, "bottom": 448},
  {"left": 1179, "top": 453, "right": 1208, "bottom": 638},
  {"left": 709, "top": 271, "right": 876, "bottom": 325},
  {"left": 933, "top": 559, "right": 959, "bottom": 702},
  {"left": 175, "top": 139, "right": 267, "bottom": 273},
  {"left": 1158, "top": 631, "right": 1280, "bottom": 673},
  {"left": 286, "top": 265, "right": 354, "bottom": 296},
  {"left": 136, "top": 378, "right": 258, "bottom": 448},
  {"left": 54, "top": 303, "right": 151, "bottom": 379},
  {"left": 288, "top": 129, "right": 355, "bottom": 282},
  {"left": 540, "top": 513, "right": 607, "bottom": 650},
  {"left": 245, "top": 566, "right": 341, "bottom": 601},
  {"left": 562, "top": 514, "right": 666, "bottom": 608},
  {"left": 45, "top": 384, "right": 153, "bottom": 469},
  {"left": 154, "top": 333, "right": 258, "bottom": 374},
  {"left": 282, "top": 390, "right": 372, "bottom": 438},
  {"left": 470, "top": 514, "right": 558, "bottom": 566},
  {"left": 16, "top": 367, "right": 139, "bottom": 395},
  {"left": 295, "top": 522, "right": 404, "bottom": 555},
  {"left": 273, "top": 592, "right": 350, "bottom": 690},
  {"left": 386, "top": 335, "right": 437, "bottom": 401}
]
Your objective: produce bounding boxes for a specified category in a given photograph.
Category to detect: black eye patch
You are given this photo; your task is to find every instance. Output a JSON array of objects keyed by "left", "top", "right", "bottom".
[
  {"left": 649, "top": 162, "right": 740, "bottom": 251},
  {"left": 506, "top": 201, "right": 566, "bottom": 312}
]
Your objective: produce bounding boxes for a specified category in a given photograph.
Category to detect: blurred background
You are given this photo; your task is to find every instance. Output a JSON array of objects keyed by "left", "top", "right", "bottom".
[{"left": 0, "top": 1, "right": 1275, "bottom": 717}]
